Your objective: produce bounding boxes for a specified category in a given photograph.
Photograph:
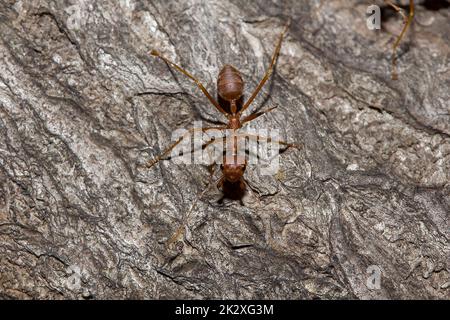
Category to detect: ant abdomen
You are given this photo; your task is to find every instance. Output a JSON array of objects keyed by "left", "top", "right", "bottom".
[{"left": 217, "top": 64, "right": 244, "bottom": 101}]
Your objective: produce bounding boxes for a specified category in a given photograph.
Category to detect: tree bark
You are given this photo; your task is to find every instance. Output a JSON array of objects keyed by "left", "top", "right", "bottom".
[{"left": 0, "top": 0, "right": 448, "bottom": 299}]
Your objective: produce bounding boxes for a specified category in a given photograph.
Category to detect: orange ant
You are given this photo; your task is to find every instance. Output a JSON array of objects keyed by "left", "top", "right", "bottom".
[
  {"left": 383, "top": 0, "right": 415, "bottom": 79},
  {"left": 148, "top": 20, "right": 299, "bottom": 199}
]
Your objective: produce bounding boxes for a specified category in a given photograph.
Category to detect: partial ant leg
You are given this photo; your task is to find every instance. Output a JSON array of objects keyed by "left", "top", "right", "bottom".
[
  {"left": 239, "top": 19, "right": 290, "bottom": 115},
  {"left": 165, "top": 224, "right": 185, "bottom": 248},
  {"left": 241, "top": 106, "right": 277, "bottom": 124},
  {"left": 384, "top": 0, "right": 414, "bottom": 80},
  {"left": 146, "top": 126, "right": 226, "bottom": 168},
  {"left": 183, "top": 164, "right": 221, "bottom": 224},
  {"left": 151, "top": 50, "right": 229, "bottom": 115}
]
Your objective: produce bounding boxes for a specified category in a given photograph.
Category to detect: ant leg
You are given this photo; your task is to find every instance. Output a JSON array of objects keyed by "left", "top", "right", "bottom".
[
  {"left": 146, "top": 126, "right": 226, "bottom": 168},
  {"left": 384, "top": 0, "right": 407, "bottom": 22},
  {"left": 239, "top": 19, "right": 290, "bottom": 115},
  {"left": 150, "top": 50, "right": 229, "bottom": 115},
  {"left": 384, "top": 0, "right": 414, "bottom": 80},
  {"left": 236, "top": 133, "right": 301, "bottom": 150},
  {"left": 239, "top": 180, "right": 246, "bottom": 206},
  {"left": 216, "top": 176, "right": 225, "bottom": 190},
  {"left": 164, "top": 141, "right": 225, "bottom": 248},
  {"left": 207, "top": 162, "right": 216, "bottom": 177},
  {"left": 182, "top": 134, "right": 227, "bottom": 165},
  {"left": 183, "top": 167, "right": 221, "bottom": 224},
  {"left": 241, "top": 106, "right": 277, "bottom": 124}
]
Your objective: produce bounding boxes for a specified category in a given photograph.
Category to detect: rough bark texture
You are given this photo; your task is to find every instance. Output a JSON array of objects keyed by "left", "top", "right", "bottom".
[{"left": 0, "top": 0, "right": 449, "bottom": 299}]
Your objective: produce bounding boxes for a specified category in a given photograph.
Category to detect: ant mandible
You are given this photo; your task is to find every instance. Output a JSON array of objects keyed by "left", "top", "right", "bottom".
[{"left": 148, "top": 19, "right": 299, "bottom": 195}]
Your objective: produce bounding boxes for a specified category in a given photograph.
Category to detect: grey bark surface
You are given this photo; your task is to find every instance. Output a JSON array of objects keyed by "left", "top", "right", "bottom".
[{"left": 0, "top": 0, "right": 449, "bottom": 299}]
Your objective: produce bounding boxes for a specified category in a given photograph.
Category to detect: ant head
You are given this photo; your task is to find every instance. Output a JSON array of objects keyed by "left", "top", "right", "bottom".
[
  {"left": 221, "top": 162, "right": 246, "bottom": 183},
  {"left": 217, "top": 64, "right": 244, "bottom": 101}
]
